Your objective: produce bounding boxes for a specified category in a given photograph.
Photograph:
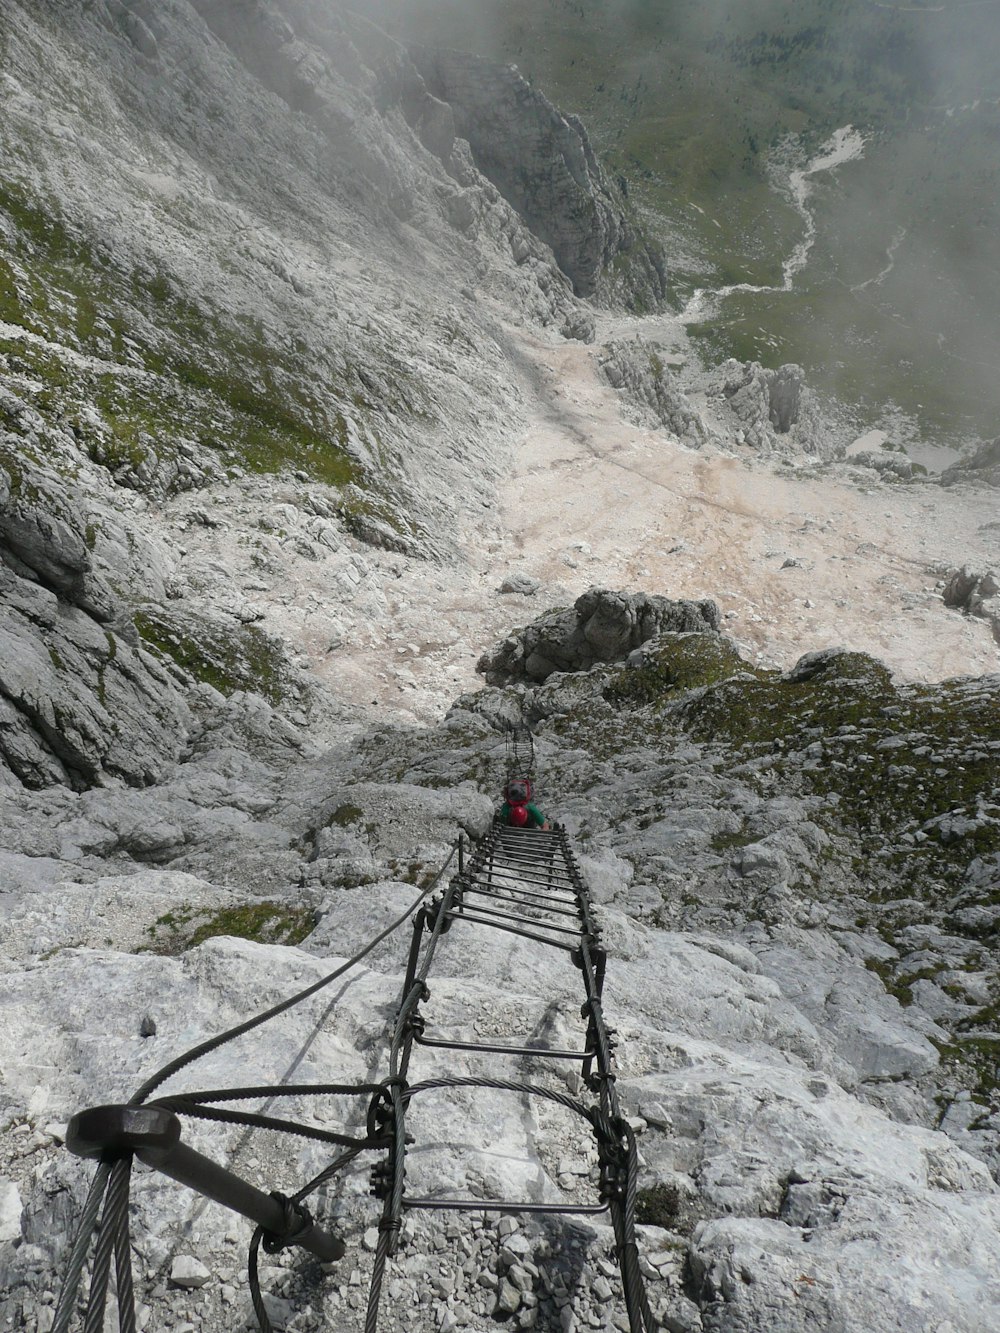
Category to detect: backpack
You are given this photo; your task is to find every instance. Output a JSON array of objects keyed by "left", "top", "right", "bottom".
[{"left": 505, "top": 777, "right": 532, "bottom": 827}]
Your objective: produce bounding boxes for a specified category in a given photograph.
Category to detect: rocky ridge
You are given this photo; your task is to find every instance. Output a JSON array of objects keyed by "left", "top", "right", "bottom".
[{"left": 2, "top": 3, "right": 1000, "bottom": 1333}]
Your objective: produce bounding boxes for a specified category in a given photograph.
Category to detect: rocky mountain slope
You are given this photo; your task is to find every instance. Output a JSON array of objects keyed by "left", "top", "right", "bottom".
[
  {"left": 369, "top": 0, "right": 1000, "bottom": 446},
  {"left": 2, "top": 3, "right": 1000, "bottom": 1333}
]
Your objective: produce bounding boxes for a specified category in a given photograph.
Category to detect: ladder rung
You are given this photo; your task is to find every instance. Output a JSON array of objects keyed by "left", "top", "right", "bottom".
[
  {"left": 452, "top": 903, "right": 583, "bottom": 937},
  {"left": 415, "top": 1033, "right": 594, "bottom": 1061},
  {"left": 443, "top": 912, "right": 580, "bottom": 952},
  {"left": 402, "top": 1197, "right": 607, "bottom": 1216}
]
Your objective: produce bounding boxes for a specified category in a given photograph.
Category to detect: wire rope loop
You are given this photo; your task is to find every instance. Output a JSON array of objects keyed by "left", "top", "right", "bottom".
[
  {"left": 260, "top": 1192, "right": 311, "bottom": 1255},
  {"left": 365, "top": 1077, "right": 406, "bottom": 1141},
  {"left": 248, "top": 1225, "right": 274, "bottom": 1333},
  {"left": 129, "top": 842, "right": 458, "bottom": 1106}
]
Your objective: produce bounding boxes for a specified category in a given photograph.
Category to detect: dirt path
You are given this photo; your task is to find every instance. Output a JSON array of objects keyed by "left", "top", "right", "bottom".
[
  {"left": 256, "top": 318, "right": 998, "bottom": 726},
  {"left": 500, "top": 324, "right": 999, "bottom": 684}
]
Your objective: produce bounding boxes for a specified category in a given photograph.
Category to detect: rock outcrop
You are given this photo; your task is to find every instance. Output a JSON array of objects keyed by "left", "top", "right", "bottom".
[
  {"left": 708, "top": 358, "right": 841, "bottom": 457},
  {"left": 0, "top": 442, "right": 190, "bottom": 790},
  {"left": 477, "top": 587, "right": 720, "bottom": 684},
  {"left": 940, "top": 436, "right": 1000, "bottom": 488},
  {"left": 408, "top": 45, "right": 668, "bottom": 308},
  {"left": 847, "top": 447, "right": 926, "bottom": 481},
  {"left": 943, "top": 565, "right": 1000, "bottom": 644},
  {"left": 598, "top": 338, "right": 708, "bottom": 444}
]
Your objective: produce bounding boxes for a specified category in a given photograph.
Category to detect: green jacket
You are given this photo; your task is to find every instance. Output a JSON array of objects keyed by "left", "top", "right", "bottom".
[{"left": 501, "top": 801, "right": 547, "bottom": 828}]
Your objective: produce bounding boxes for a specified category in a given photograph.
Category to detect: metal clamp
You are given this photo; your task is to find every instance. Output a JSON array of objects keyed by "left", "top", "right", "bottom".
[{"left": 66, "top": 1105, "right": 344, "bottom": 1262}]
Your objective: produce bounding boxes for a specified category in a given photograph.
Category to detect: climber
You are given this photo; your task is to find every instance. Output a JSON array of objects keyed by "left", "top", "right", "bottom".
[{"left": 500, "top": 777, "right": 550, "bottom": 829}]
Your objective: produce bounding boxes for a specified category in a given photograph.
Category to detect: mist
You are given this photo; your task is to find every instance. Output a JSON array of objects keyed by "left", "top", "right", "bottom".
[{"left": 355, "top": 0, "right": 1000, "bottom": 446}]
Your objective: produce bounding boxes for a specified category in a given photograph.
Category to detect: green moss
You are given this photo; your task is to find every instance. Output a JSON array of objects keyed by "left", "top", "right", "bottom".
[
  {"left": 603, "top": 633, "right": 750, "bottom": 709},
  {"left": 933, "top": 1036, "right": 1000, "bottom": 1105},
  {"left": 863, "top": 956, "right": 948, "bottom": 1008},
  {"left": 329, "top": 804, "right": 364, "bottom": 827},
  {"left": 558, "top": 637, "right": 1000, "bottom": 893},
  {"left": 0, "top": 257, "right": 23, "bottom": 324},
  {"left": 134, "top": 608, "right": 289, "bottom": 704},
  {"left": 710, "top": 827, "right": 757, "bottom": 854},
  {"left": 144, "top": 902, "right": 316, "bottom": 953},
  {"left": 0, "top": 178, "right": 361, "bottom": 491},
  {"left": 188, "top": 903, "right": 315, "bottom": 949}
]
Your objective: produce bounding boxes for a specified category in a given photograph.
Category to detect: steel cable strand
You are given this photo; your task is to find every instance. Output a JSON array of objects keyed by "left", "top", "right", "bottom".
[
  {"left": 609, "top": 1203, "right": 643, "bottom": 1333},
  {"left": 129, "top": 846, "right": 457, "bottom": 1106},
  {"left": 52, "top": 1161, "right": 113, "bottom": 1333},
  {"left": 362, "top": 1085, "right": 406, "bottom": 1333},
  {"left": 248, "top": 1225, "right": 274, "bottom": 1333},
  {"left": 290, "top": 1144, "right": 368, "bottom": 1207},
  {"left": 363, "top": 880, "right": 459, "bottom": 1333},
  {"left": 246, "top": 1148, "right": 370, "bottom": 1333},
  {"left": 82, "top": 1156, "right": 133, "bottom": 1333},
  {"left": 611, "top": 1119, "right": 658, "bottom": 1333},
  {"left": 358, "top": 1011, "right": 417, "bottom": 1333},
  {"left": 622, "top": 1120, "right": 658, "bottom": 1333},
  {"left": 55, "top": 846, "right": 456, "bottom": 1333},
  {"left": 149, "top": 1098, "right": 387, "bottom": 1151},
  {"left": 364, "top": 1224, "right": 393, "bottom": 1333},
  {"left": 113, "top": 1173, "right": 137, "bottom": 1333},
  {"left": 154, "top": 1082, "right": 384, "bottom": 1106}
]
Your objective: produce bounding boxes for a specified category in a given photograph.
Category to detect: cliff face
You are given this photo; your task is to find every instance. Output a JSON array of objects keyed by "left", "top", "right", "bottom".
[
  {"left": 2, "top": 6, "right": 1000, "bottom": 1333},
  {"left": 409, "top": 44, "right": 668, "bottom": 308},
  {"left": 0, "top": 0, "right": 655, "bottom": 797}
]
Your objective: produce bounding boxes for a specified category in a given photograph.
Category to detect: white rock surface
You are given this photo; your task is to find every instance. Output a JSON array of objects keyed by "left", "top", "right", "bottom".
[
  {"left": 0, "top": 1183, "right": 22, "bottom": 1245},
  {"left": 1, "top": 3, "right": 999, "bottom": 1333}
]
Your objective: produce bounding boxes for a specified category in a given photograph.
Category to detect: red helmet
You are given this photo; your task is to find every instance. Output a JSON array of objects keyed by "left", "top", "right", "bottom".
[{"left": 506, "top": 778, "right": 531, "bottom": 803}]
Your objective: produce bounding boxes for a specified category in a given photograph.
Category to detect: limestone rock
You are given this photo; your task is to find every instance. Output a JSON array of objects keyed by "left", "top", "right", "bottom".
[
  {"left": 560, "top": 311, "right": 597, "bottom": 344},
  {"left": 0, "top": 457, "right": 190, "bottom": 790},
  {"left": 598, "top": 340, "right": 707, "bottom": 444},
  {"left": 478, "top": 587, "right": 720, "bottom": 684},
  {"left": 169, "top": 1255, "right": 211, "bottom": 1289},
  {"left": 849, "top": 448, "right": 924, "bottom": 481},
  {"left": 942, "top": 566, "right": 1000, "bottom": 643},
  {"left": 708, "top": 359, "right": 840, "bottom": 457},
  {"left": 499, "top": 573, "right": 541, "bottom": 596},
  {"left": 940, "top": 436, "right": 1000, "bottom": 489},
  {"left": 0, "top": 1180, "right": 22, "bottom": 1244},
  {"left": 408, "top": 46, "right": 667, "bottom": 307}
]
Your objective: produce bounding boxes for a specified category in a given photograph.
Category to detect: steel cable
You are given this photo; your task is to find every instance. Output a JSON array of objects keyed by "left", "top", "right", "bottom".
[
  {"left": 55, "top": 847, "right": 458, "bottom": 1332},
  {"left": 56, "top": 824, "right": 659, "bottom": 1333},
  {"left": 82, "top": 1157, "right": 133, "bottom": 1333},
  {"left": 51, "top": 1161, "right": 113, "bottom": 1333},
  {"left": 131, "top": 846, "right": 458, "bottom": 1106}
]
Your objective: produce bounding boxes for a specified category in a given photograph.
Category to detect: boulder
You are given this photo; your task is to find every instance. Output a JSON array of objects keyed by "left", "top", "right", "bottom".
[
  {"left": 940, "top": 437, "right": 1000, "bottom": 489},
  {"left": 499, "top": 573, "right": 541, "bottom": 596},
  {"left": 478, "top": 587, "right": 720, "bottom": 684},
  {"left": 942, "top": 566, "right": 1000, "bottom": 644}
]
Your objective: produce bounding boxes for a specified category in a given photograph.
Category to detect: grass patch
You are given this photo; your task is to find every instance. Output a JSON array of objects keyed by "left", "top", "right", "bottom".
[
  {"left": 0, "top": 178, "right": 363, "bottom": 490},
  {"left": 145, "top": 902, "right": 316, "bottom": 953},
  {"left": 553, "top": 634, "right": 1000, "bottom": 894},
  {"left": 329, "top": 804, "right": 364, "bottom": 828},
  {"left": 135, "top": 608, "right": 290, "bottom": 704}
]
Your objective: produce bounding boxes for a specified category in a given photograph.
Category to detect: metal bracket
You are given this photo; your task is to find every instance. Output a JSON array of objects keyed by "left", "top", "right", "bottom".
[{"left": 67, "top": 1105, "right": 345, "bottom": 1262}]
